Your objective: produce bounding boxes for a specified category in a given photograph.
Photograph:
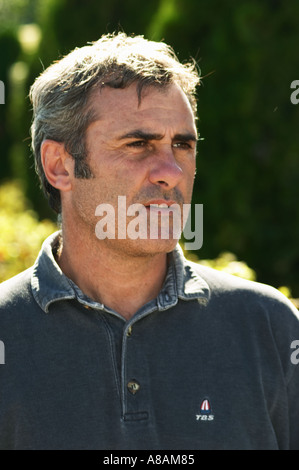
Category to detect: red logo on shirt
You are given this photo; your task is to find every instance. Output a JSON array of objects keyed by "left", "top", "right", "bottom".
[
  {"left": 196, "top": 397, "right": 214, "bottom": 421},
  {"left": 200, "top": 398, "right": 211, "bottom": 414}
]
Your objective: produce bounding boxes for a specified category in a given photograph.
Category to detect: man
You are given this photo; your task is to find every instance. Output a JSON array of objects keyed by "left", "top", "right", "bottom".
[{"left": 0, "top": 32, "right": 299, "bottom": 450}]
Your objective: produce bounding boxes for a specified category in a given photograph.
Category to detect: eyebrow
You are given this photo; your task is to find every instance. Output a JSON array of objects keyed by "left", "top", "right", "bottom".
[{"left": 117, "top": 129, "right": 198, "bottom": 143}]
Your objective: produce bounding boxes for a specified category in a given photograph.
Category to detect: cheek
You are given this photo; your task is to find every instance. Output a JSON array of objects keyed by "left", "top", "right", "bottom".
[
  {"left": 182, "top": 160, "right": 196, "bottom": 189},
  {"left": 71, "top": 180, "right": 100, "bottom": 215},
  {"left": 113, "top": 162, "right": 147, "bottom": 190},
  {"left": 78, "top": 173, "right": 137, "bottom": 209}
]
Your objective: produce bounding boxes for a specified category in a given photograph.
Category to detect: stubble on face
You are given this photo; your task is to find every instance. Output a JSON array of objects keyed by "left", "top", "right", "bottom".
[{"left": 64, "top": 83, "right": 197, "bottom": 258}]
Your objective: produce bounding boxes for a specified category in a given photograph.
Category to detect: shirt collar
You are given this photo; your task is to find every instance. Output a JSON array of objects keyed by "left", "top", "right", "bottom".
[
  {"left": 31, "top": 231, "right": 75, "bottom": 313},
  {"left": 157, "top": 244, "right": 210, "bottom": 311},
  {"left": 31, "top": 232, "right": 210, "bottom": 313}
]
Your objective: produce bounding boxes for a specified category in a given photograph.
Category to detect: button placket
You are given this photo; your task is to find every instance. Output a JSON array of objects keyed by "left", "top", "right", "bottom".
[{"left": 121, "top": 321, "right": 149, "bottom": 420}]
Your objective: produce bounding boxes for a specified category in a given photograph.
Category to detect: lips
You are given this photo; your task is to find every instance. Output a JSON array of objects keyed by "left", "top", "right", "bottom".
[
  {"left": 144, "top": 200, "right": 178, "bottom": 208},
  {"left": 144, "top": 201, "right": 182, "bottom": 221}
]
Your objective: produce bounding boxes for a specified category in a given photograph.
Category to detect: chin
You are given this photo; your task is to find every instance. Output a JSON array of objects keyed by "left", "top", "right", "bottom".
[
  {"left": 106, "top": 237, "right": 179, "bottom": 257},
  {"left": 126, "top": 238, "right": 179, "bottom": 257}
]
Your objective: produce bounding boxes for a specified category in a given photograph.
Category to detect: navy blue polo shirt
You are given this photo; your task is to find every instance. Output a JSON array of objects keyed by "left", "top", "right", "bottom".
[{"left": 0, "top": 232, "right": 299, "bottom": 450}]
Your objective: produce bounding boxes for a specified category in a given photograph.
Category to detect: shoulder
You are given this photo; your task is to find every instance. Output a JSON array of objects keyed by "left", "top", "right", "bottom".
[
  {"left": 192, "top": 260, "right": 295, "bottom": 302},
  {"left": 187, "top": 259, "right": 299, "bottom": 324},
  {"left": 0, "top": 268, "right": 34, "bottom": 312},
  {"left": 187, "top": 260, "right": 299, "bottom": 381}
]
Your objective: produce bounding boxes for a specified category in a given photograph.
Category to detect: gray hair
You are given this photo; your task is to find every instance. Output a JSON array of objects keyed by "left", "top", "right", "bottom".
[{"left": 29, "top": 32, "right": 201, "bottom": 213}]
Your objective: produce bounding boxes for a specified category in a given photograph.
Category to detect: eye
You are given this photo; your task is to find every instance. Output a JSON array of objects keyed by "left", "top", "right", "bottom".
[
  {"left": 127, "top": 140, "right": 147, "bottom": 148},
  {"left": 173, "top": 141, "right": 192, "bottom": 150}
]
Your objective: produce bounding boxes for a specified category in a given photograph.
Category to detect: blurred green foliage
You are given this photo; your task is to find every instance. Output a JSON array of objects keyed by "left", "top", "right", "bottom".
[
  {"left": 0, "top": 0, "right": 299, "bottom": 297},
  {"left": 0, "top": 181, "right": 57, "bottom": 281},
  {"left": 197, "top": 251, "right": 257, "bottom": 282}
]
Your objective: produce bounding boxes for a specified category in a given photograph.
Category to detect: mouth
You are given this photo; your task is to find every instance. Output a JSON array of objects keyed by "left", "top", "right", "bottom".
[{"left": 144, "top": 200, "right": 179, "bottom": 210}]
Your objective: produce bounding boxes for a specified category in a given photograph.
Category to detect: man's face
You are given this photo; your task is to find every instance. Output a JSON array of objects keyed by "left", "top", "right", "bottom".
[{"left": 67, "top": 82, "right": 197, "bottom": 256}]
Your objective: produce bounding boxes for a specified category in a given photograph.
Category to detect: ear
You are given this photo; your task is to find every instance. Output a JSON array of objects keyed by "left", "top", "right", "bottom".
[{"left": 41, "top": 140, "right": 74, "bottom": 192}]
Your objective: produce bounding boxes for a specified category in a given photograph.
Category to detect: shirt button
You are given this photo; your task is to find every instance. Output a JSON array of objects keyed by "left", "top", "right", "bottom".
[
  {"left": 165, "top": 293, "right": 170, "bottom": 302},
  {"left": 127, "top": 380, "right": 140, "bottom": 395},
  {"left": 127, "top": 326, "right": 132, "bottom": 337}
]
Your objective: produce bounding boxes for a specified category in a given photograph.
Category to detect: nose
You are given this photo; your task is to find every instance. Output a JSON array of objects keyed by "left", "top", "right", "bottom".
[{"left": 148, "top": 146, "right": 183, "bottom": 189}]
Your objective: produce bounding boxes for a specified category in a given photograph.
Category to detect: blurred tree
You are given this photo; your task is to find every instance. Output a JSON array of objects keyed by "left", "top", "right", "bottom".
[
  {"left": 0, "top": 31, "right": 21, "bottom": 179},
  {"left": 0, "top": 180, "right": 57, "bottom": 281},
  {"left": 34, "top": 0, "right": 161, "bottom": 64},
  {"left": 0, "top": 0, "right": 41, "bottom": 182}
]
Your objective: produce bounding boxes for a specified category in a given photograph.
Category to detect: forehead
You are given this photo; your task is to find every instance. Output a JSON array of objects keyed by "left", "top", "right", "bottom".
[{"left": 87, "top": 83, "right": 197, "bottom": 137}]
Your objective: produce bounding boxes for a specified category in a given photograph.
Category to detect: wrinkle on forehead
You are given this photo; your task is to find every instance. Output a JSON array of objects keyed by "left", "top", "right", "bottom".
[{"left": 89, "top": 82, "right": 195, "bottom": 121}]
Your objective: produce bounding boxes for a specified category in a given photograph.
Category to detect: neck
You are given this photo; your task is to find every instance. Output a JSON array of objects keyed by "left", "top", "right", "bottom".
[{"left": 56, "top": 224, "right": 169, "bottom": 320}]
